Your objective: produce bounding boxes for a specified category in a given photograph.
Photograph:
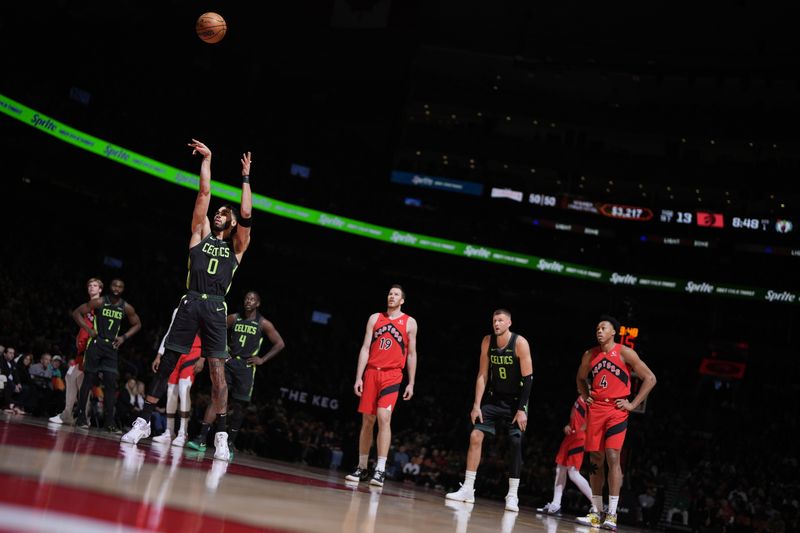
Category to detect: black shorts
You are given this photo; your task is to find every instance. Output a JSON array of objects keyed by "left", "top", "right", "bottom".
[
  {"left": 165, "top": 292, "right": 229, "bottom": 358},
  {"left": 83, "top": 338, "right": 119, "bottom": 375},
  {"left": 226, "top": 357, "right": 256, "bottom": 402},
  {"left": 474, "top": 396, "right": 523, "bottom": 437}
]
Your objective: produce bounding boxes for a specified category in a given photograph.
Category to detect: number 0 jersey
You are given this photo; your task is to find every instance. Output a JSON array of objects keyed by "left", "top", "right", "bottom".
[
  {"left": 368, "top": 313, "right": 410, "bottom": 369},
  {"left": 229, "top": 313, "right": 264, "bottom": 358},
  {"left": 588, "top": 343, "right": 631, "bottom": 401},
  {"left": 488, "top": 333, "right": 522, "bottom": 398},
  {"left": 187, "top": 234, "right": 239, "bottom": 297}
]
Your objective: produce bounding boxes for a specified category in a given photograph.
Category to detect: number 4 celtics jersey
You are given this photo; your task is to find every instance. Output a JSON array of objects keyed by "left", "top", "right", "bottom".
[
  {"left": 187, "top": 234, "right": 239, "bottom": 297},
  {"left": 94, "top": 296, "right": 127, "bottom": 342},
  {"left": 488, "top": 332, "right": 522, "bottom": 398},
  {"left": 230, "top": 313, "right": 264, "bottom": 358}
]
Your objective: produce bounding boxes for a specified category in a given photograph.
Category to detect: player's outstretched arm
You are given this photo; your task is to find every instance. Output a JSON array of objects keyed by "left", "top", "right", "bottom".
[
  {"left": 188, "top": 139, "right": 212, "bottom": 247},
  {"left": 353, "top": 313, "right": 379, "bottom": 397},
  {"left": 470, "top": 336, "right": 490, "bottom": 424},
  {"left": 234, "top": 151, "right": 252, "bottom": 262}
]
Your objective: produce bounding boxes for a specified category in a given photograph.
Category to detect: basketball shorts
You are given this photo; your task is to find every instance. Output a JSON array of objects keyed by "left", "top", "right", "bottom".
[
  {"left": 474, "top": 395, "right": 523, "bottom": 437},
  {"left": 585, "top": 399, "right": 629, "bottom": 452},
  {"left": 168, "top": 352, "right": 201, "bottom": 385},
  {"left": 226, "top": 357, "right": 257, "bottom": 403},
  {"left": 358, "top": 367, "right": 403, "bottom": 415},
  {"left": 555, "top": 431, "right": 585, "bottom": 468},
  {"left": 83, "top": 338, "right": 119, "bottom": 376},
  {"left": 165, "top": 292, "right": 228, "bottom": 358}
]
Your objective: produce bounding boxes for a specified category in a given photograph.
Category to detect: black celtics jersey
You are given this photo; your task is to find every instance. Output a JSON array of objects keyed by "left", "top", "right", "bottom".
[
  {"left": 94, "top": 296, "right": 127, "bottom": 342},
  {"left": 488, "top": 333, "right": 522, "bottom": 398},
  {"left": 186, "top": 234, "right": 239, "bottom": 297},
  {"left": 230, "top": 313, "right": 264, "bottom": 358}
]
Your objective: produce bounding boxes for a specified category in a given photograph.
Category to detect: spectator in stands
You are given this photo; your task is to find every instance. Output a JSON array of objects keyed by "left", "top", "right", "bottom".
[{"left": 1, "top": 346, "right": 19, "bottom": 413}]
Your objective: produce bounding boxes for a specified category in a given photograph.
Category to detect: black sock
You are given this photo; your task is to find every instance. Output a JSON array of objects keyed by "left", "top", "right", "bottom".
[
  {"left": 214, "top": 413, "right": 227, "bottom": 434},
  {"left": 139, "top": 401, "right": 155, "bottom": 423},
  {"left": 197, "top": 422, "right": 212, "bottom": 443}
]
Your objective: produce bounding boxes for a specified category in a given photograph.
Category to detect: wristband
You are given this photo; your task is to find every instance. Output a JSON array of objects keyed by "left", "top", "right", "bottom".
[
  {"left": 238, "top": 216, "right": 252, "bottom": 228},
  {"left": 242, "top": 175, "right": 250, "bottom": 183}
]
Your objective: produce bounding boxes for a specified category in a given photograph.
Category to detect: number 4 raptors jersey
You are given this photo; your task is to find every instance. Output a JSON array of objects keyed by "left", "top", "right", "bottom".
[
  {"left": 368, "top": 313, "right": 410, "bottom": 369},
  {"left": 589, "top": 343, "right": 631, "bottom": 401}
]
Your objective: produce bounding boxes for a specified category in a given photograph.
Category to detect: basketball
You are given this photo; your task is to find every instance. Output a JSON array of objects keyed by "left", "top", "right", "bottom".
[{"left": 195, "top": 12, "right": 226, "bottom": 44}]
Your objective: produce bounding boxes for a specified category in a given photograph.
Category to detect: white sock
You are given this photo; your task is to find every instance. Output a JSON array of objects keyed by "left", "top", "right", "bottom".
[
  {"left": 507, "top": 478, "right": 520, "bottom": 497},
  {"left": 608, "top": 495, "right": 619, "bottom": 515},
  {"left": 592, "top": 495, "right": 604, "bottom": 514},
  {"left": 567, "top": 467, "right": 594, "bottom": 504},
  {"left": 376, "top": 456, "right": 387, "bottom": 471},
  {"left": 178, "top": 417, "right": 189, "bottom": 436},
  {"left": 463, "top": 470, "right": 477, "bottom": 490},
  {"left": 553, "top": 484, "right": 564, "bottom": 507},
  {"left": 552, "top": 465, "right": 567, "bottom": 507},
  {"left": 358, "top": 454, "right": 369, "bottom": 469}
]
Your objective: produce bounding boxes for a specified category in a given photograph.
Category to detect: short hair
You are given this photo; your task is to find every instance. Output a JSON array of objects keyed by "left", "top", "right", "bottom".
[
  {"left": 493, "top": 308, "right": 512, "bottom": 319},
  {"left": 598, "top": 314, "right": 620, "bottom": 333},
  {"left": 220, "top": 204, "right": 240, "bottom": 222},
  {"left": 390, "top": 284, "right": 406, "bottom": 300},
  {"left": 246, "top": 290, "right": 261, "bottom": 302},
  {"left": 111, "top": 278, "right": 124, "bottom": 285},
  {"left": 87, "top": 277, "right": 104, "bottom": 289}
]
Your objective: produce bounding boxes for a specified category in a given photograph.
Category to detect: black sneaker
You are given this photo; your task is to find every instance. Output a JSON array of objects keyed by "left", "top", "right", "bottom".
[
  {"left": 76, "top": 417, "right": 90, "bottom": 429},
  {"left": 345, "top": 467, "right": 370, "bottom": 482},
  {"left": 106, "top": 425, "right": 122, "bottom": 434},
  {"left": 369, "top": 469, "right": 386, "bottom": 487}
]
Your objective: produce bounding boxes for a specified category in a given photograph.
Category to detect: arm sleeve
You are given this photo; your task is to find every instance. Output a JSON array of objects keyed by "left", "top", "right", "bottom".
[{"left": 517, "top": 374, "right": 533, "bottom": 411}]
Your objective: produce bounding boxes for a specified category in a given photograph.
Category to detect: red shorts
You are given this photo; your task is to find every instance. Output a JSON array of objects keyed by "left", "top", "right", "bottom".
[
  {"left": 585, "top": 399, "right": 629, "bottom": 452},
  {"left": 168, "top": 351, "right": 201, "bottom": 385},
  {"left": 358, "top": 367, "right": 403, "bottom": 415},
  {"left": 555, "top": 432, "right": 586, "bottom": 469}
]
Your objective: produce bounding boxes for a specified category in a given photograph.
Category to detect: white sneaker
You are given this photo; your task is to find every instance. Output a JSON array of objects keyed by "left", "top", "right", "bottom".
[
  {"left": 205, "top": 458, "right": 229, "bottom": 491},
  {"left": 501, "top": 510, "right": 519, "bottom": 533},
  {"left": 49, "top": 414, "right": 64, "bottom": 425},
  {"left": 120, "top": 417, "right": 151, "bottom": 444},
  {"left": 152, "top": 429, "right": 172, "bottom": 443},
  {"left": 505, "top": 494, "right": 519, "bottom": 512},
  {"left": 536, "top": 502, "right": 561, "bottom": 515},
  {"left": 172, "top": 433, "right": 187, "bottom": 447},
  {"left": 213, "top": 432, "right": 231, "bottom": 461},
  {"left": 445, "top": 483, "right": 475, "bottom": 503}
]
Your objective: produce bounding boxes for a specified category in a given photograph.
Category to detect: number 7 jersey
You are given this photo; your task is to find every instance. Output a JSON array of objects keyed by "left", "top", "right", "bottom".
[{"left": 368, "top": 313, "right": 410, "bottom": 369}]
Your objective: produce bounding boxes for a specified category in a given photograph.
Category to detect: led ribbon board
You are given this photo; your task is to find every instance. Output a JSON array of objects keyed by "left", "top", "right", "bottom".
[{"left": 1, "top": 93, "right": 797, "bottom": 305}]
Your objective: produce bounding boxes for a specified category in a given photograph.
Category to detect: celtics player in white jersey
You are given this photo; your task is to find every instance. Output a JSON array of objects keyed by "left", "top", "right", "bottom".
[{"left": 122, "top": 140, "right": 253, "bottom": 464}]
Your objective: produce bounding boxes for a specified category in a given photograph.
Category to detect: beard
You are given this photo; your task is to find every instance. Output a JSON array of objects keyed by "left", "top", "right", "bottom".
[{"left": 213, "top": 219, "right": 232, "bottom": 232}]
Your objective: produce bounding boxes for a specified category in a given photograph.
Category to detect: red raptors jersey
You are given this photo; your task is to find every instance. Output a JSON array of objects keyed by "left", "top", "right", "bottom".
[
  {"left": 75, "top": 309, "right": 96, "bottom": 356},
  {"left": 589, "top": 343, "right": 631, "bottom": 401},
  {"left": 368, "top": 313, "right": 410, "bottom": 369},
  {"left": 569, "top": 395, "right": 588, "bottom": 433}
]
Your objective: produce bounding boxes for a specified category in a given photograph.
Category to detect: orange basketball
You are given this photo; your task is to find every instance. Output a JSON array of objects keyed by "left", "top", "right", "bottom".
[{"left": 196, "top": 12, "right": 226, "bottom": 44}]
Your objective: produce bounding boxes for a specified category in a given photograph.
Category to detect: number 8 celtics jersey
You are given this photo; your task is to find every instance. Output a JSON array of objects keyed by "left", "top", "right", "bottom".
[
  {"left": 489, "top": 332, "right": 522, "bottom": 398},
  {"left": 187, "top": 234, "right": 239, "bottom": 296},
  {"left": 230, "top": 313, "right": 263, "bottom": 358}
]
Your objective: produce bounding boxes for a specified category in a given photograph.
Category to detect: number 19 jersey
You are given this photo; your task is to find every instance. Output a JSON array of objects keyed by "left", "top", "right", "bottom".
[{"left": 368, "top": 313, "right": 410, "bottom": 369}]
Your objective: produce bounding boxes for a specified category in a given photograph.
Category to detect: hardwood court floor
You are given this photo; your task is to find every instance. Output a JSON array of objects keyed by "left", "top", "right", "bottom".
[{"left": 0, "top": 415, "right": 642, "bottom": 532}]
